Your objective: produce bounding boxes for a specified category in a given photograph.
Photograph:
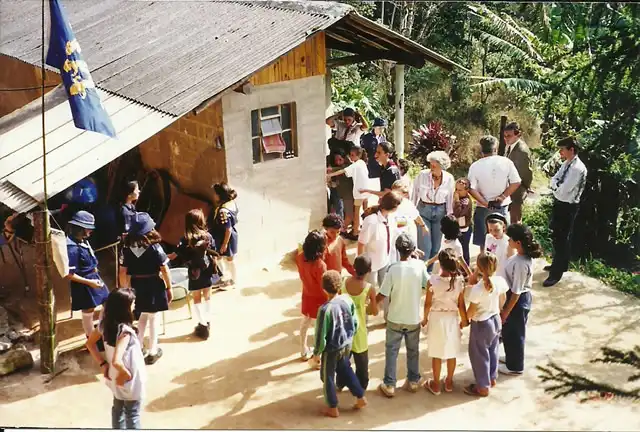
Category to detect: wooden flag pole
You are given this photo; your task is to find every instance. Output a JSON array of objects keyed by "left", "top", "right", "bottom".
[{"left": 36, "top": 0, "right": 57, "bottom": 374}]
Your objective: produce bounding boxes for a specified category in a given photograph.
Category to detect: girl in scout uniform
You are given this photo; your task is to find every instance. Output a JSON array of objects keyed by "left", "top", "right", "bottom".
[
  {"left": 169, "top": 209, "right": 221, "bottom": 340},
  {"left": 65, "top": 211, "right": 110, "bottom": 340},
  {"left": 119, "top": 212, "right": 172, "bottom": 365},
  {"left": 209, "top": 182, "right": 239, "bottom": 288}
]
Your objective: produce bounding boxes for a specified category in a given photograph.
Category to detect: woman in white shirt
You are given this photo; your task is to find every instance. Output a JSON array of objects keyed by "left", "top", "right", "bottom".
[
  {"left": 463, "top": 252, "right": 508, "bottom": 397},
  {"left": 357, "top": 191, "right": 403, "bottom": 289},
  {"left": 412, "top": 151, "right": 455, "bottom": 271}
]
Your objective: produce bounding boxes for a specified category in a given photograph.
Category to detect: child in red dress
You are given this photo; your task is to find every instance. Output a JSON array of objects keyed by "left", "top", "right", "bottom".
[
  {"left": 296, "top": 230, "right": 328, "bottom": 365},
  {"left": 322, "top": 214, "right": 356, "bottom": 276}
]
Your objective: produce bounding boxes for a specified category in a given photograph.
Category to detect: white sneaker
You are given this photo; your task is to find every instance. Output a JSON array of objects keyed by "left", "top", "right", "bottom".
[
  {"left": 498, "top": 364, "right": 523, "bottom": 376},
  {"left": 378, "top": 383, "right": 395, "bottom": 398}
]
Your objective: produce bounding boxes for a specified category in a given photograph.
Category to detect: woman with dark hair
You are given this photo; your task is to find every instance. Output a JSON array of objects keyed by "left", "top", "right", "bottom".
[
  {"left": 86, "top": 288, "right": 146, "bottom": 429},
  {"left": 296, "top": 230, "right": 328, "bottom": 363},
  {"left": 65, "top": 211, "right": 110, "bottom": 341},
  {"left": 210, "top": 182, "right": 239, "bottom": 288},
  {"left": 119, "top": 213, "right": 172, "bottom": 365},
  {"left": 358, "top": 142, "right": 401, "bottom": 198},
  {"left": 357, "top": 191, "right": 402, "bottom": 292},
  {"left": 120, "top": 181, "right": 140, "bottom": 235},
  {"left": 499, "top": 223, "right": 542, "bottom": 376}
]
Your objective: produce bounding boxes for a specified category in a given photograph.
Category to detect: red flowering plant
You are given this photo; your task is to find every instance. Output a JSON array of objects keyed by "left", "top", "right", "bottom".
[{"left": 408, "top": 121, "right": 460, "bottom": 168}]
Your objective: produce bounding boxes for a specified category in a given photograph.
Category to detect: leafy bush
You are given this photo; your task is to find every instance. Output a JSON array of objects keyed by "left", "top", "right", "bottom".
[
  {"left": 523, "top": 198, "right": 640, "bottom": 297},
  {"left": 408, "top": 121, "right": 464, "bottom": 169}
]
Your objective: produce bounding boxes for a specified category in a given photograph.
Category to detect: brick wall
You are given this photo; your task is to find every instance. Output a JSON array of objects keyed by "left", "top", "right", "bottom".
[
  {"left": 138, "top": 101, "right": 227, "bottom": 200},
  {"left": 221, "top": 74, "right": 327, "bottom": 269},
  {"left": 0, "top": 55, "right": 61, "bottom": 117}
]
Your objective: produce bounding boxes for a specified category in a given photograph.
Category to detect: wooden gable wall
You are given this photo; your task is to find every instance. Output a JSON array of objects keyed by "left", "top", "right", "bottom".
[{"left": 249, "top": 32, "right": 326, "bottom": 86}]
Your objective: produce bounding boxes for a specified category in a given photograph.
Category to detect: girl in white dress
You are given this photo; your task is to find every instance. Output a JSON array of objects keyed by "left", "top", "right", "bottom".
[
  {"left": 421, "top": 249, "right": 469, "bottom": 395},
  {"left": 484, "top": 213, "right": 515, "bottom": 277}
]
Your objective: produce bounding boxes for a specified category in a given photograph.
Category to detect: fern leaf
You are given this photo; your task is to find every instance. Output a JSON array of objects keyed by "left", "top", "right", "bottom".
[{"left": 470, "top": 77, "right": 548, "bottom": 93}]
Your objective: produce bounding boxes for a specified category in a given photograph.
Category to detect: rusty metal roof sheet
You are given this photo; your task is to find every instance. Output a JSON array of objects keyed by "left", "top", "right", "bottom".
[{"left": 0, "top": 0, "right": 467, "bottom": 117}]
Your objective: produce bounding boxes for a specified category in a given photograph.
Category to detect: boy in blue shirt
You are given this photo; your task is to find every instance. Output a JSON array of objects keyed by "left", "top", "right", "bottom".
[{"left": 313, "top": 270, "right": 368, "bottom": 417}]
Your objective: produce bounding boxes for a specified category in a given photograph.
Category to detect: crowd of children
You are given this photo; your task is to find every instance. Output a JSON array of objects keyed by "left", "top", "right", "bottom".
[
  {"left": 66, "top": 181, "right": 239, "bottom": 428},
  {"left": 298, "top": 188, "right": 543, "bottom": 415}
]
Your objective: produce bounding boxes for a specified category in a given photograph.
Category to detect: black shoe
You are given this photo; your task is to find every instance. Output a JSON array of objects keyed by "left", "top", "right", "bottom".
[
  {"left": 543, "top": 265, "right": 552, "bottom": 271},
  {"left": 144, "top": 348, "right": 163, "bottom": 365},
  {"left": 194, "top": 323, "right": 210, "bottom": 340},
  {"left": 543, "top": 276, "right": 561, "bottom": 287}
]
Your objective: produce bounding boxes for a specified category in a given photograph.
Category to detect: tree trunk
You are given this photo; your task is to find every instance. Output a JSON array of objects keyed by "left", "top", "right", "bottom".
[{"left": 34, "top": 210, "right": 57, "bottom": 374}]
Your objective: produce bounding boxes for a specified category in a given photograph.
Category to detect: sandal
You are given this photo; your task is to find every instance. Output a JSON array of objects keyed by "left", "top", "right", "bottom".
[
  {"left": 424, "top": 379, "right": 441, "bottom": 396},
  {"left": 443, "top": 379, "right": 454, "bottom": 393},
  {"left": 464, "top": 384, "right": 488, "bottom": 397}
]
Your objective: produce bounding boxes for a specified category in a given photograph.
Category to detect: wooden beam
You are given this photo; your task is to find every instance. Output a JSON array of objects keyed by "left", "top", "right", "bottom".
[
  {"left": 327, "top": 53, "right": 389, "bottom": 68},
  {"left": 394, "top": 64, "right": 405, "bottom": 158},
  {"left": 329, "top": 27, "right": 388, "bottom": 51},
  {"left": 336, "top": 19, "right": 412, "bottom": 53},
  {"left": 326, "top": 39, "right": 424, "bottom": 68}
]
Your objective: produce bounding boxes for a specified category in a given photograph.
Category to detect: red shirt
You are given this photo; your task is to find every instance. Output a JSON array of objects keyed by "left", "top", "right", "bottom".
[{"left": 324, "top": 237, "right": 356, "bottom": 276}]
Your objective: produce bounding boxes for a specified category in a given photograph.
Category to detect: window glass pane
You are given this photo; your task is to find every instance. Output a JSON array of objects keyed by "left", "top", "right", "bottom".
[
  {"left": 260, "top": 106, "right": 279, "bottom": 117},
  {"left": 251, "top": 110, "right": 259, "bottom": 137},
  {"left": 252, "top": 137, "right": 261, "bottom": 164},
  {"left": 281, "top": 104, "right": 292, "bottom": 130},
  {"left": 282, "top": 130, "right": 292, "bottom": 152},
  {"left": 261, "top": 118, "right": 283, "bottom": 137}
]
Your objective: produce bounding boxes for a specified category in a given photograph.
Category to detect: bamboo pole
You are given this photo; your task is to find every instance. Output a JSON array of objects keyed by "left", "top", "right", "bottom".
[{"left": 37, "top": 0, "right": 57, "bottom": 374}]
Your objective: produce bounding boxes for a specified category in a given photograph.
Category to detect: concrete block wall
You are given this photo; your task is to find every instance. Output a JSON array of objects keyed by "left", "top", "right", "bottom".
[{"left": 221, "top": 74, "right": 327, "bottom": 269}]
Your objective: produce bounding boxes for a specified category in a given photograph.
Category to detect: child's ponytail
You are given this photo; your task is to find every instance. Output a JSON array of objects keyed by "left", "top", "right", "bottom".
[
  {"left": 476, "top": 252, "right": 498, "bottom": 293},
  {"left": 438, "top": 249, "right": 458, "bottom": 291}
]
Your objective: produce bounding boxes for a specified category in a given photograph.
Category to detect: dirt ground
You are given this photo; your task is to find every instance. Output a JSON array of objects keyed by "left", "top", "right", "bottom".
[{"left": 1, "top": 242, "right": 639, "bottom": 430}]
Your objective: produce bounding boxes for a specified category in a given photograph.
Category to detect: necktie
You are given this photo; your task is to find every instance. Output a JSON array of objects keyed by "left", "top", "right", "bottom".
[
  {"left": 384, "top": 221, "right": 390, "bottom": 254},
  {"left": 506, "top": 145, "right": 512, "bottom": 158}
]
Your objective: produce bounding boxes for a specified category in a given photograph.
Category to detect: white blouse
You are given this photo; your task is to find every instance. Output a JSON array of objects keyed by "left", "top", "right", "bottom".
[{"left": 412, "top": 170, "right": 455, "bottom": 215}]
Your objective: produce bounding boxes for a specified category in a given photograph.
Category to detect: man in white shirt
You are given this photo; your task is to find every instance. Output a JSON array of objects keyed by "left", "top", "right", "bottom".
[
  {"left": 503, "top": 122, "right": 533, "bottom": 224},
  {"left": 467, "top": 136, "right": 522, "bottom": 252},
  {"left": 326, "top": 107, "right": 368, "bottom": 154},
  {"left": 544, "top": 136, "right": 588, "bottom": 287}
]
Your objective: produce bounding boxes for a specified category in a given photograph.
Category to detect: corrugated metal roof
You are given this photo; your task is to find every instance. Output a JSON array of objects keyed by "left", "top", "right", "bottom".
[
  {"left": 0, "top": 85, "right": 177, "bottom": 213},
  {"left": 0, "top": 0, "right": 345, "bottom": 117},
  {"left": 0, "top": 0, "right": 467, "bottom": 117}
]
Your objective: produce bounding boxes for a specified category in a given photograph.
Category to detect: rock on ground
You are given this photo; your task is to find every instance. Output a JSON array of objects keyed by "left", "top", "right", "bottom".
[{"left": 0, "top": 346, "right": 34, "bottom": 376}]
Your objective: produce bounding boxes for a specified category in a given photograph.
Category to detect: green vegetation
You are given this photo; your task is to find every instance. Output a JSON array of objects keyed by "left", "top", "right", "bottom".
[{"left": 332, "top": 1, "right": 639, "bottom": 276}]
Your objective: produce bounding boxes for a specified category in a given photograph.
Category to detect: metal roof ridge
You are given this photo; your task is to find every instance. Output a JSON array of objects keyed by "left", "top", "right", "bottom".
[{"left": 239, "top": 0, "right": 353, "bottom": 19}]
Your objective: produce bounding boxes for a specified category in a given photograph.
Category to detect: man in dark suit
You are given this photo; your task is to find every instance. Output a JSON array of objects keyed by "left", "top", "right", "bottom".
[{"left": 503, "top": 122, "right": 533, "bottom": 224}]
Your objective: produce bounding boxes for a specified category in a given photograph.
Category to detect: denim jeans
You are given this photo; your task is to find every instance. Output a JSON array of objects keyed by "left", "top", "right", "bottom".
[
  {"left": 383, "top": 322, "right": 421, "bottom": 386},
  {"left": 321, "top": 347, "right": 365, "bottom": 408},
  {"left": 417, "top": 203, "right": 446, "bottom": 271},
  {"left": 112, "top": 398, "right": 142, "bottom": 429},
  {"left": 460, "top": 227, "right": 473, "bottom": 266}
]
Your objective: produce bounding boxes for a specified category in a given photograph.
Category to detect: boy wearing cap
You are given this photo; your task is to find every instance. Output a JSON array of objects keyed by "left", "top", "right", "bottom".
[
  {"left": 65, "top": 210, "right": 110, "bottom": 340},
  {"left": 377, "top": 233, "right": 429, "bottom": 397}
]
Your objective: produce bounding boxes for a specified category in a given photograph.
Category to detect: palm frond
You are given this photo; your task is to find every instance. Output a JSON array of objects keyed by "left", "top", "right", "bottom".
[
  {"left": 477, "top": 31, "right": 537, "bottom": 62},
  {"left": 468, "top": 3, "right": 545, "bottom": 64},
  {"left": 470, "top": 77, "right": 548, "bottom": 93}
]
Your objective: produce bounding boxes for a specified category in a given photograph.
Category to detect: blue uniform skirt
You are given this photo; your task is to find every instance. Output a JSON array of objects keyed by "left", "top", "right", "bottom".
[
  {"left": 132, "top": 277, "right": 169, "bottom": 314},
  {"left": 212, "top": 228, "right": 238, "bottom": 257},
  {"left": 188, "top": 262, "right": 221, "bottom": 291},
  {"left": 70, "top": 273, "right": 109, "bottom": 311}
]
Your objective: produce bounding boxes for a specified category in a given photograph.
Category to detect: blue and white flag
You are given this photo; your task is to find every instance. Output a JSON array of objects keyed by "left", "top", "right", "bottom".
[{"left": 46, "top": 0, "right": 116, "bottom": 138}]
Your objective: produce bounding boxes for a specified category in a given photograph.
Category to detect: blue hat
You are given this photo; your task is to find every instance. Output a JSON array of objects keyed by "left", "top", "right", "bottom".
[
  {"left": 68, "top": 211, "right": 95, "bottom": 230},
  {"left": 372, "top": 118, "right": 387, "bottom": 128},
  {"left": 129, "top": 212, "right": 156, "bottom": 237}
]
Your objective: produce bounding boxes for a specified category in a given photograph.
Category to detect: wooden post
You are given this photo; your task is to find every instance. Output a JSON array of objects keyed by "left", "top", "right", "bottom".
[
  {"left": 394, "top": 63, "right": 405, "bottom": 158},
  {"left": 38, "top": 0, "right": 57, "bottom": 374},
  {"left": 34, "top": 210, "right": 56, "bottom": 374},
  {"left": 498, "top": 115, "right": 507, "bottom": 156}
]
